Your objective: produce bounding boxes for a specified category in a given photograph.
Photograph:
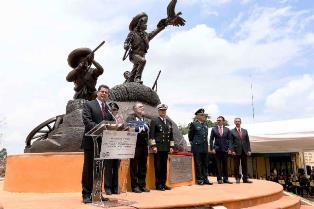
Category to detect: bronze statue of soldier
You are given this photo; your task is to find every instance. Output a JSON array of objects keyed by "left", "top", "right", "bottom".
[
  {"left": 123, "top": 0, "right": 185, "bottom": 83},
  {"left": 66, "top": 42, "right": 105, "bottom": 101}
]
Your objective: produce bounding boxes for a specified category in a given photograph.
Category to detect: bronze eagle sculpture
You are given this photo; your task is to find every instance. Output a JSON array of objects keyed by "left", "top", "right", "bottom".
[{"left": 158, "top": 0, "right": 186, "bottom": 27}]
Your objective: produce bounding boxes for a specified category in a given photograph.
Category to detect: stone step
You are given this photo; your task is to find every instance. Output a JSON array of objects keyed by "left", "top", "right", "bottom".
[
  {"left": 300, "top": 205, "right": 314, "bottom": 209},
  {"left": 243, "top": 195, "right": 301, "bottom": 209}
]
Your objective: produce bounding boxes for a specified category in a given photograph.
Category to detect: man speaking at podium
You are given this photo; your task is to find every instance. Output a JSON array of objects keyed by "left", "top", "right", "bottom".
[{"left": 81, "top": 84, "right": 114, "bottom": 204}]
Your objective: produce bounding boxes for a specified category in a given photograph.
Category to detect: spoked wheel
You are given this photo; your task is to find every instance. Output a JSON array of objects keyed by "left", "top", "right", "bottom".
[{"left": 25, "top": 115, "right": 64, "bottom": 149}]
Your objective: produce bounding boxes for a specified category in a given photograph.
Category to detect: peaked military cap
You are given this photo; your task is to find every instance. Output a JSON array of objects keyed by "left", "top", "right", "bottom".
[
  {"left": 195, "top": 108, "right": 205, "bottom": 115},
  {"left": 157, "top": 104, "right": 168, "bottom": 110},
  {"left": 109, "top": 102, "right": 119, "bottom": 110}
]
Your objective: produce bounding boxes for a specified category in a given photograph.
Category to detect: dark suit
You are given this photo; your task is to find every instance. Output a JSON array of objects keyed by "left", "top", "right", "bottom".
[
  {"left": 126, "top": 115, "right": 149, "bottom": 189},
  {"left": 230, "top": 128, "right": 251, "bottom": 180},
  {"left": 81, "top": 99, "right": 114, "bottom": 198},
  {"left": 188, "top": 120, "right": 209, "bottom": 183},
  {"left": 104, "top": 158, "right": 120, "bottom": 194},
  {"left": 149, "top": 117, "right": 174, "bottom": 188},
  {"left": 210, "top": 126, "right": 231, "bottom": 181}
]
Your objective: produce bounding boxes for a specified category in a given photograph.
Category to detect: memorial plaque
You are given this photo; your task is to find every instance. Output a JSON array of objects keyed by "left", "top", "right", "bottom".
[
  {"left": 101, "top": 130, "right": 137, "bottom": 159},
  {"left": 169, "top": 155, "right": 193, "bottom": 183}
]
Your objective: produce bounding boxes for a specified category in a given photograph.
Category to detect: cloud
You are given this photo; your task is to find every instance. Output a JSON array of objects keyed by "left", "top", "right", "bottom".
[
  {"left": 181, "top": 0, "right": 231, "bottom": 17},
  {"left": 265, "top": 74, "right": 314, "bottom": 115},
  {"left": 234, "top": 6, "right": 312, "bottom": 43},
  {"left": 240, "top": 0, "right": 252, "bottom": 4}
]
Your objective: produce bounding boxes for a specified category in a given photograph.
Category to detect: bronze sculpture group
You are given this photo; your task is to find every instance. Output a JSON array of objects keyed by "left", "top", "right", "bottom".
[
  {"left": 25, "top": 0, "right": 187, "bottom": 171},
  {"left": 67, "top": 0, "right": 185, "bottom": 99}
]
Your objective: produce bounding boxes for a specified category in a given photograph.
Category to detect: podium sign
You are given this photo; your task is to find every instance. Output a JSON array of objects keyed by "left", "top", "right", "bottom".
[{"left": 101, "top": 130, "right": 137, "bottom": 159}]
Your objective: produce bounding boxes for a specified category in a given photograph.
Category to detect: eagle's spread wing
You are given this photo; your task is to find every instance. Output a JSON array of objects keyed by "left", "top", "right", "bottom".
[
  {"left": 166, "top": 0, "right": 185, "bottom": 27},
  {"left": 167, "top": 0, "right": 177, "bottom": 18}
]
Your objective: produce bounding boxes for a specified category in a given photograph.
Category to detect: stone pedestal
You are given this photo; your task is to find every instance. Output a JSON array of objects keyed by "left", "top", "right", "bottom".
[
  {"left": 25, "top": 83, "right": 187, "bottom": 153},
  {"left": 24, "top": 99, "right": 86, "bottom": 153}
]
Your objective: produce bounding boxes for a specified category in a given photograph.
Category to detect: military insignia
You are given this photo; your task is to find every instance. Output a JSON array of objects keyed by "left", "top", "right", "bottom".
[{"left": 149, "top": 139, "right": 156, "bottom": 146}]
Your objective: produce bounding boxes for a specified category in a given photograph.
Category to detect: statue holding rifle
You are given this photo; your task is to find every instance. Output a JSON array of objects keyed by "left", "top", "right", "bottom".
[
  {"left": 123, "top": 0, "right": 185, "bottom": 83},
  {"left": 66, "top": 41, "right": 105, "bottom": 101}
]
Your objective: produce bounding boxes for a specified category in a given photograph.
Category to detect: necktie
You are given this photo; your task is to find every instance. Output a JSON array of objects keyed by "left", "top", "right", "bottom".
[
  {"left": 219, "top": 126, "right": 223, "bottom": 136},
  {"left": 237, "top": 128, "right": 242, "bottom": 139},
  {"left": 101, "top": 102, "right": 106, "bottom": 119}
]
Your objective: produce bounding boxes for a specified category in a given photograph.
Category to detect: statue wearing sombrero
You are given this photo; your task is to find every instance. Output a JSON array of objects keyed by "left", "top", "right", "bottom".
[
  {"left": 66, "top": 42, "right": 105, "bottom": 100},
  {"left": 123, "top": 0, "right": 185, "bottom": 83}
]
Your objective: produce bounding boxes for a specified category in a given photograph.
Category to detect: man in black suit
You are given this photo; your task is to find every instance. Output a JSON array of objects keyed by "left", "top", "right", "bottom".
[
  {"left": 126, "top": 102, "right": 150, "bottom": 193},
  {"left": 230, "top": 117, "right": 252, "bottom": 184},
  {"left": 81, "top": 85, "right": 114, "bottom": 204},
  {"left": 149, "top": 104, "right": 174, "bottom": 191},
  {"left": 188, "top": 108, "right": 213, "bottom": 185},
  {"left": 210, "top": 116, "right": 232, "bottom": 184}
]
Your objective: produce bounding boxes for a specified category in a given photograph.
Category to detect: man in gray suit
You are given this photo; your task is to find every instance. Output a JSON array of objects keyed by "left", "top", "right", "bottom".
[{"left": 229, "top": 117, "right": 253, "bottom": 184}]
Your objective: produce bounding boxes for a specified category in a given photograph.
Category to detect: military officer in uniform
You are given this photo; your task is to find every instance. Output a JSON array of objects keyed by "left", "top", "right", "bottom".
[
  {"left": 149, "top": 104, "right": 174, "bottom": 191},
  {"left": 188, "top": 108, "right": 213, "bottom": 185}
]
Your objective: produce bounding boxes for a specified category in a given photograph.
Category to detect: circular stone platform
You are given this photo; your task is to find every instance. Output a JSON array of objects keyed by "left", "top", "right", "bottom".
[
  {"left": 3, "top": 153, "right": 303, "bottom": 209},
  {"left": 1, "top": 172, "right": 301, "bottom": 209}
]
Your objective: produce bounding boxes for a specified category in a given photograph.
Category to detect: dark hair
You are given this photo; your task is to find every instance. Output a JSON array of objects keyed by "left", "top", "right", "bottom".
[
  {"left": 98, "top": 85, "right": 110, "bottom": 91},
  {"left": 109, "top": 102, "right": 119, "bottom": 110},
  {"left": 234, "top": 117, "right": 241, "bottom": 121},
  {"left": 217, "top": 116, "right": 225, "bottom": 121}
]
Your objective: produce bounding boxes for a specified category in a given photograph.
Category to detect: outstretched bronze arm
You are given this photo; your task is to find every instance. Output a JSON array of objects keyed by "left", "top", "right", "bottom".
[{"left": 148, "top": 22, "right": 167, "bottom": 41}]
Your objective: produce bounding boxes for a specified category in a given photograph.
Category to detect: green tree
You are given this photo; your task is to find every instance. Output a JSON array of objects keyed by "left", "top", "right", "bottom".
[
  {"left": 0, "top": 118, "right": 4, "bottom": 147},
  {"left": 0, "top": 117, "right": 6, "bottom": 177},
  {"left": 192, "top": 114, "right": 216, "bottom": 128},
  {"left": 178, "top": 124, "right": 189, "bottom": 135}
]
